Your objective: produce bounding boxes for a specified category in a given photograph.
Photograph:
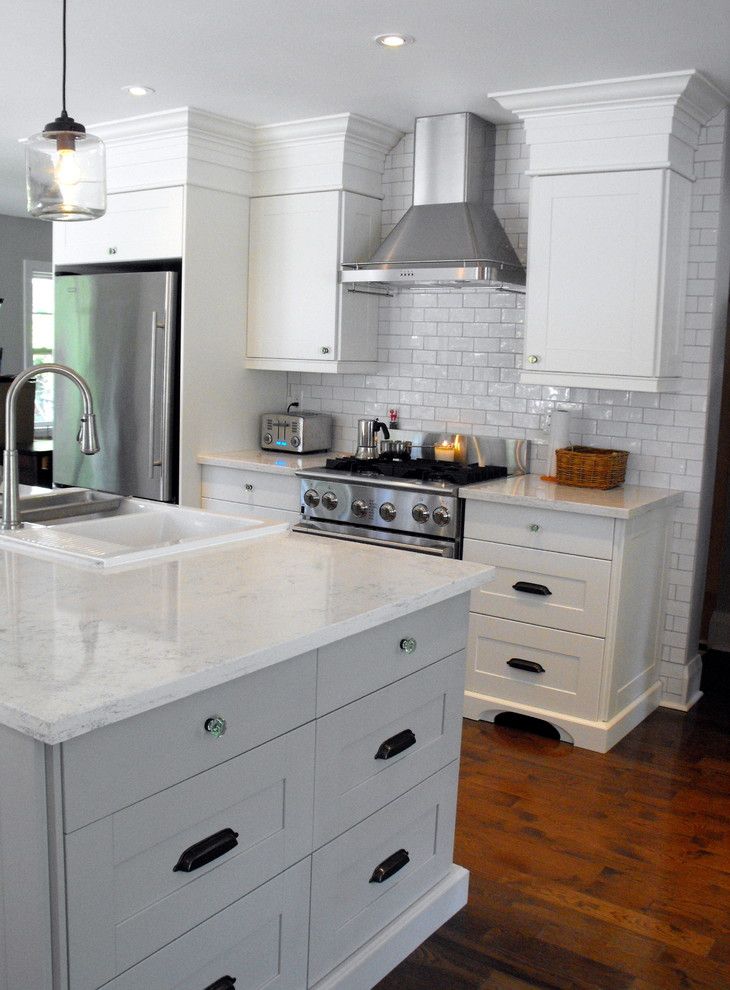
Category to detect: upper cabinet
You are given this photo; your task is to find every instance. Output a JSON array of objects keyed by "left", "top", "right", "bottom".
[
  {"left": 53, "top": 187, "right": 184, "bottom": 265},
  {"left": 246, "top": 190, "right": 382, "bottom": 372},
  {"left": 244, "top": 114, "right": 401, "bottom": 374},
  {"left": 492, "top": 71, "right": 727, "bottom": 392}
]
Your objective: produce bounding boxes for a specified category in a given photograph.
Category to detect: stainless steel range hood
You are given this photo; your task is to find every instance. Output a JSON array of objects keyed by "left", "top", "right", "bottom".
[{"left": 341, "top": 112, "right": 526, "bottom": 292}]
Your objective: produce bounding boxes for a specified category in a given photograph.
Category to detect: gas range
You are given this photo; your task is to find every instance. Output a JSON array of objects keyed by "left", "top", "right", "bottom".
[{"left": 293, "top": 434, "right": 528, "bottom": 558}]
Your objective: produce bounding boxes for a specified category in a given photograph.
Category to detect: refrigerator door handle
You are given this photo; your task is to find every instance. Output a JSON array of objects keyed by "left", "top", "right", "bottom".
[
  {"left": 159, "top": 274, "right": 175, "bottom": 501},
  {"left": 148, "top": 313, "right": 162, "bottom": 480}
]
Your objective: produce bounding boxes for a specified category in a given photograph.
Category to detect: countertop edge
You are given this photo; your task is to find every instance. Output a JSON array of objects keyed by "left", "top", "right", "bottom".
[
  {"left": 197, "top": 449, "right": 338, "bottom": 475},
  {"left": 459, "top": 483, "right": 683, "bottom": 518},
  {"left": 2, "top": 564, "right": 494, "bottom": 746}
]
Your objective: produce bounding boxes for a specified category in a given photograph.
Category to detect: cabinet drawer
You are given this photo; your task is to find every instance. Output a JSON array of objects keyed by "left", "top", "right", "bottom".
[
  {"left": 317, "top": 594, "right": 468, "bottom": 715},
  {"left": 202, "top": 496, "right": 299, "bottom": 525},
  {"left": 314, "top": 652, "right": 465, "bottom": 847},
  {"left": 62, "top": 651, "right": 316, "bottom": 830},
  {"left": 101, "top": 858, "right": 310, "bottom": 990},
  {"left": 66, "top": 724, "right": 314, "bottom": 990},
  {"left": 464, "top": 539, "right": 611, "bottom": 636},
  {"left": 53, "top": 186, "right": 184, "bottom": 264},
  {"left": 467, "top": 614, "right": 603, "bottom": 719},
  {"left": 309, "top": 761, "right": 459, "bottom": 985},
  {"left": 464, "top": 501, "right": 614, "bottom": 559},
  {"left": 201, "top": 464, "right": 300, "bottom": 511}
]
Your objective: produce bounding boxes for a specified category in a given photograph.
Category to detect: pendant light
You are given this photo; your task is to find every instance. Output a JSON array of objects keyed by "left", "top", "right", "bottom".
[{"left": 25, "top": 0, "right": 106, "bottom": 221}]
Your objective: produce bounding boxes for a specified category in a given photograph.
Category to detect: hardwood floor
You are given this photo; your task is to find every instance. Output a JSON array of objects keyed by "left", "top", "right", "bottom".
[{"left": 375, "top": 689, "right": 730, "bottom": 989}]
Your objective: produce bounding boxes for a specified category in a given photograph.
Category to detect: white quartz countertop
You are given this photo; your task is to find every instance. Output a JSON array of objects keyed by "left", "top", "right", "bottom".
[
  {"left": 460, "top": 474, "right": 682, "bottom": 518},
  {"left": 197, "top": 449, "right": 343, "bottom": 475},
  {"left": 0, "top": 531, "right": 492, "bottom": 745}
]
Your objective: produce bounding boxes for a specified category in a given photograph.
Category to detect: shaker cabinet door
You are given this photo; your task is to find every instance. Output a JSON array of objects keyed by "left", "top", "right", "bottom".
[{"left": 523, "top": 168, "right": 689, "bottom": 391}]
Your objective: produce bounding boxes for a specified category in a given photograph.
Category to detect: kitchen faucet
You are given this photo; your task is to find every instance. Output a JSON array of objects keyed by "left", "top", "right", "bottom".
[{"left": 2, "top": 364, "right": 100, "bottom": 530}]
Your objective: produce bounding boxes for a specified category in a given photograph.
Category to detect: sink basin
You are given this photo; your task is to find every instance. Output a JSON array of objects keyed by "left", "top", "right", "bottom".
[{"left": 0, "top": 491, "right": 288, "bottom": 568}]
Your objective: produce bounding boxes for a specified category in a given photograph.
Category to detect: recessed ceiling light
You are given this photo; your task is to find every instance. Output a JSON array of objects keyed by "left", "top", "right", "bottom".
[
  {"left": 122, "top": 85, "right": 155, "bottom": 97},
  {"left": 374, "top": 33, "right": 414, "bottom": 49}
]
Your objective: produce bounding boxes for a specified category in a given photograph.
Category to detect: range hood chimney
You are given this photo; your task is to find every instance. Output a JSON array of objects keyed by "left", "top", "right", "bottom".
[{"left": 341, "top": 112, "right": 526, "bottom": 292}]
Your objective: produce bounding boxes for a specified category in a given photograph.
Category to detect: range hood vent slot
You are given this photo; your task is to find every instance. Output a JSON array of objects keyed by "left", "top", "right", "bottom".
[{"left": 341, "top": 112, "right": 526, "bottom": 291}]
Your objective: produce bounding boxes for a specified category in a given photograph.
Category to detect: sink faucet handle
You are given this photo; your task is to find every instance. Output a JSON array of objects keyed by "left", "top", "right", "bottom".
[{"left": 78, "top": 413, "right": 100, "bottom": 455}]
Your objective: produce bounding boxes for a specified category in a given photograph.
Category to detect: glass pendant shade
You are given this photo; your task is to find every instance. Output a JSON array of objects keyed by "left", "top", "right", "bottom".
[{"left": 26, "top": 114, "right": 106, "bottom": 221}]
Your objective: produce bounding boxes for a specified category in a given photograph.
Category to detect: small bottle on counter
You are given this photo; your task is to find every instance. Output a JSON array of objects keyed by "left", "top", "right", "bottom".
[{"left": 388, "top": 408, "right": 399, "bottom": 430}]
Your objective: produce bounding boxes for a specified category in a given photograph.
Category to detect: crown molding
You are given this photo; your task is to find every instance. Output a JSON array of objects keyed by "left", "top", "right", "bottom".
[
  {"left": 491, "top": 70, "right": 728, "bottom": 124},
  {"left": 491, "top": 71, "right": 728, "bottom": 178}
]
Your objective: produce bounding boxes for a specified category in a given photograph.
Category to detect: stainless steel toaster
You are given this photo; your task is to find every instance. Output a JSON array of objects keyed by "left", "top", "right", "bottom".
[{"left": 260, "top": 411, "right": 333, "bottom": 453}]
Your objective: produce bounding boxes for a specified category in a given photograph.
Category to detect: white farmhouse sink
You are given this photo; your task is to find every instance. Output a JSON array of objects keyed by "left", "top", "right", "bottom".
[{"left": 0, "top": 493, "right": 288, "bottom": 568}]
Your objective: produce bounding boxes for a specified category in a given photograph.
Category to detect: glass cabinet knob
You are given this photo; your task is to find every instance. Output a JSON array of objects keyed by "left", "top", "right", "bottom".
[
  {"left": 527, "top": 354, "right": 540, "bottom": 364},
  {"left": 399, "top": 637, "right": 417, "bottom": 655},
  {"left": 204, "top": 715, "right": 227, "bottom": 739}
]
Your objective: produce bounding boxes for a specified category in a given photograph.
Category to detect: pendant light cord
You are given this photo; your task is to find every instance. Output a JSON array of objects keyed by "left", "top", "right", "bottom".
[{"left": 62, "top": 0, "right": 67, "bottom": 114}]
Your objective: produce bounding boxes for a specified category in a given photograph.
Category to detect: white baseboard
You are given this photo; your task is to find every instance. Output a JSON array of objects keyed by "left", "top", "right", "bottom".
[
  {"left": 464, "top": 682, "right": 662, "bottom": 754},
  {"left": 660, "top": 690, "right": 703, "bottom": 712},
  {"left": 311, "top": 866, "right": 469, "bottom": 990},
  {"left": 659, "top": 653, "right": 703, "bottom": 711}
]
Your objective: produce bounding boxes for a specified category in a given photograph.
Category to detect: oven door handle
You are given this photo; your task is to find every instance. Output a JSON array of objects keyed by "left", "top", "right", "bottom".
[{"left": 292, "top": 524, "right": 452, "bottom": 557}]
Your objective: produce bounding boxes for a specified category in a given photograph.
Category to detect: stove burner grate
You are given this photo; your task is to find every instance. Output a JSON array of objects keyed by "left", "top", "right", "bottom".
[{"left": 324, "top": 456, "right": 508, "bottom": 486}]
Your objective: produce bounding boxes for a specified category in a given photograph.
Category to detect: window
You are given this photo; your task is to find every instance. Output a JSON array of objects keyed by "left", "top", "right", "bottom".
[{"left": 23, "top": 262, "right": 54, "bottom": 436}]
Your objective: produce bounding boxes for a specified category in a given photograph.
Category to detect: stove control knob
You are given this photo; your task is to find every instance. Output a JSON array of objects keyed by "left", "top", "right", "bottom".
[
  {"left": 303, "top": 489, "right": 320, "bottom": 508},
  {"left": 379, "top": 502, "right": 397, "bottom": 522},
  {"left": 322, "top": 491, "right": 339, "bottom": 511},
  {"left": 352, "top": 498, "right": 369, "bottom": 517},
  {"left": 412, "top": 503, "right": 430, "bottom": 524},
  {"left": 432, "top": 505, "right": 451, "bottom": 527}
]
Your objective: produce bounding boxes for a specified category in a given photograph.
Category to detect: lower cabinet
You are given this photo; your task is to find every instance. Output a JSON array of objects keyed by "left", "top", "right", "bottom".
[
  {"left": 201, "top": 464, "right": 301, "bottom": 524},
  {"left": 48, "top": 597, "right": 470, "bottom": 989},
  {"left": 463, "top": 498, "right": 673, "bottom": 752}
]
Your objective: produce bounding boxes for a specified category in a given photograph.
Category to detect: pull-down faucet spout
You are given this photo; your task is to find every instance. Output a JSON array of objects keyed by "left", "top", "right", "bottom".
[{"left": 2, "top": 364, "right": 100, "bottom": 530}]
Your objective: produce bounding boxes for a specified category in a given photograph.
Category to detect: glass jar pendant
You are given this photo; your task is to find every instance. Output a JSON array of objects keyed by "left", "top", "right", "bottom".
[{"left": 26, "top": 110, "right": 106, "bottom": 221}]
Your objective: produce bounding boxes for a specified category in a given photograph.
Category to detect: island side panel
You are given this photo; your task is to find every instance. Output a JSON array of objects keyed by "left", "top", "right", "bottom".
[{"left": 0, "top": 723, "right": 53, "bottom": 990}]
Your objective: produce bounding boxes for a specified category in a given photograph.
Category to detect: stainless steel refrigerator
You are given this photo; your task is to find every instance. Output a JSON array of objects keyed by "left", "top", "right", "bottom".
[{"left": 53, "top": 269, "right": 178, "bottom": 502}]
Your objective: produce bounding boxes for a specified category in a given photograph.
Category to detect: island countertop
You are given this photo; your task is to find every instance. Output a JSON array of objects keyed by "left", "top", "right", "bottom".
[
  {"left": 460, "top": 474, "right": 682, "bottom": 518},
  {"left": 0, "top": 532, "right": 492, "bottom": 745}
]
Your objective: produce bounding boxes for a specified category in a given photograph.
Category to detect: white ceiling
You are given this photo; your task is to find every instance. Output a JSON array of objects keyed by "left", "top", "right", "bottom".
[{"left": 3, "top": 0, "right": 729, "bottom": 216}]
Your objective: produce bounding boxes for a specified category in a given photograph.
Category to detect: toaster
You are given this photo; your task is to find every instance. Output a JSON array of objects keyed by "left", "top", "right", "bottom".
[{"left": 260, "top": 411, "right": 333, "bottom": 453}]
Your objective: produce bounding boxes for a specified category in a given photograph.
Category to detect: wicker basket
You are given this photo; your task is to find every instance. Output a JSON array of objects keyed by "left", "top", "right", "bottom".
[{"left": 555, "top": 446, "right": 629, "bottom": 489}]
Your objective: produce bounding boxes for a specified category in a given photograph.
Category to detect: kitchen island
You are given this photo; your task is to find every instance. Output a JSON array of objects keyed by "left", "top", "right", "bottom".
[{"left": 0, "top": 530, "right": 493, "bottom": 990}]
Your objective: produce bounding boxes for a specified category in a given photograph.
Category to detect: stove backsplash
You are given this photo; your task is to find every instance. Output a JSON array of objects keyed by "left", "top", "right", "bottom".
[{"left": 380, "top": 430, "right": 530, "bottom": 475}]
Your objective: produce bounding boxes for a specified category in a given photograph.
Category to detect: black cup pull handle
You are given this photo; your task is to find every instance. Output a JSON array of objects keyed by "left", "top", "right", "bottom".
[
  {"left": 375, "top": 728, "right": 417, "bottom": 760},
  {"left": 507, "top": 657, "right": 546, "bottom": 674},
  {"left": 203, "top": 978, "right": 237, "bottom": 990},
  {"left": 512, "top": 581, "right": 552, "bottom": 596},
  {"left": 370, "top": 848, "right": 410, "bottom": 883},
  {"left": 173, "top": 828, "right": 239, "bottom": 873}
]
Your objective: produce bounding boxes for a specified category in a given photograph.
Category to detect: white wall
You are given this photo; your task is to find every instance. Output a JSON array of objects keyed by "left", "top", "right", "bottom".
[
  {"left": 0, "top": 214, "right": 51, "bottom": 374},
  {"left": 287, "top": 114, "right": 730, "bottom": 708}
]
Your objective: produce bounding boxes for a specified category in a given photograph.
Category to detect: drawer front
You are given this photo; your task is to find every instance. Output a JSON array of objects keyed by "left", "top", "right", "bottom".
[
  {"left": 62, "top": 652, "right": 316, "bottom": 830},
  {"left": 102, "top": 858, "right": 310, "bottom": 990},
  {"left": 309, "top": 761, "right": 459, "bottom": 985},
  {"left": 467, "top": 614, "right": 603, "bottom": 719},
  {"left": 201, "top": 465, "right": 300, "bottom": 511},
  {"left": 464, "top": 501, "right": 614, "bottom": 559},
  {"left": 317, "top": 594, "right": 468, "bottom": 715},
  {"left": 66, "top": 724, "right": 314, "bottom": 990},
  {"left": 202, "top": 496, "right": 299, "bottom": 525},
  {"left": 314, "top": 652, "right": 465, "bottom": 847},
  {"left": 464, "top": 539, "right": 611, "bottom": 637}
]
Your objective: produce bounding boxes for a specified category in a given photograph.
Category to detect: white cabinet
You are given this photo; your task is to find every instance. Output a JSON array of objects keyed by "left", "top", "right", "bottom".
[
  {"left": 53, "top": 187, "right": 184, "bottom": 264},
  {"left": 2, "top": 594, "right": 471, "bottom": 989},
  {"left": 463, "top": 499, "right": 673, "bottom": 752},
  {"left": 522, "top": 169, "right": 689, "bottom": 392},
  {"left": 200, "top": 463, "right": 301, "bottom": 524},
  {"left": 246, "top": 190, "right": 382, "bottom": 373}
]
